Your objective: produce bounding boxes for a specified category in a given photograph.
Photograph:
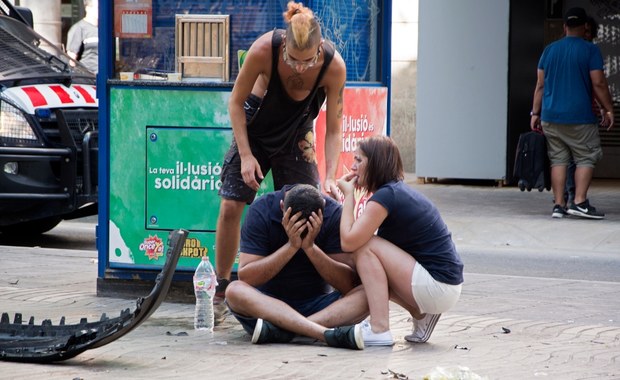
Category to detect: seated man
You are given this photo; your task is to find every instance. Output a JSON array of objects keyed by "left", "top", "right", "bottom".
[{"left": 225, "top": 184, "right": 368, "bottom": 350}]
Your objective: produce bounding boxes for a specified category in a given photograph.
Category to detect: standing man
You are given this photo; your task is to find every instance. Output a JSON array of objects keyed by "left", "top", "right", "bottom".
[
  {"left": 225, "top": 184, "right": 367, "bottom": 350},
  {"left": 66, "top": 0, "right": 99, "bottom": 74},
  {"left": 214, "top": 0, "right": 346, "bottom": 320},
  {"left": 531, "top": 7, "right": 614, "bottom": 219}
]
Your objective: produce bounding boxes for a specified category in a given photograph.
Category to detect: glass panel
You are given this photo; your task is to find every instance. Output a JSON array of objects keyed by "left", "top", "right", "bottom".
[{"left": 113, "top": 0, "right": 382, "bottom": 82}]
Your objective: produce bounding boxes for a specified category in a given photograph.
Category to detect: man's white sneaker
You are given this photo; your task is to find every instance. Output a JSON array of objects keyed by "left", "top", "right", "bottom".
[
  {"left": 405, "top": 313, "right": 441, "bottom": 343},
  {"left": 359, "top": 320, "right": 394, "bottom": 346}
]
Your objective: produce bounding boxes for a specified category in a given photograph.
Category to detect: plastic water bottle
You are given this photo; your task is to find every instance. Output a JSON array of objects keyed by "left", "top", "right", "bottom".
[{"left": 193, "top": 256, "right": 217, "bottom": 331}]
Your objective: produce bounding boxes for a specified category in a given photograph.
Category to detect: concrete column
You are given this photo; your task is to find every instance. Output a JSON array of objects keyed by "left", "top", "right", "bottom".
[{"left": 20, "top": 0, "right": 63, "bottom": 49}]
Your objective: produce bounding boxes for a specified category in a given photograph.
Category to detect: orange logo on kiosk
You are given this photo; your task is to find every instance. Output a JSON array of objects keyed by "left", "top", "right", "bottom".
[{"left": 140, "top": 235, "right": 164, "bottom": 260}]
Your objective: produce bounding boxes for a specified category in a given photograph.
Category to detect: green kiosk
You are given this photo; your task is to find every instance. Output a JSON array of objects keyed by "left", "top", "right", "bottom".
[{"left": 97, "top": 0, "right": 392, "bottom": 297}]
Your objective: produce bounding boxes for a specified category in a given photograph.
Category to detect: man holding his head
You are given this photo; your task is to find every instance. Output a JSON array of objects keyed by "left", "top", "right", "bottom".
[{"left": 224, "top": 184, "right": 368, "bottom": 350}]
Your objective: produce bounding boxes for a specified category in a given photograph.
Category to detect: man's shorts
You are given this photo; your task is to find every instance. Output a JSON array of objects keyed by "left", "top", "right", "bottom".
[
  {"left": 541, "top": 122, "right": 603, "bottom": 167},
  {"left": 411, "top": 263, "right": 462, "bottom": 315},
  {"left": 218, "top": 96, "right": 320, "bottom": 204},
  {"left": 228, "top": 291, "right": 342, "bottom": 335}
]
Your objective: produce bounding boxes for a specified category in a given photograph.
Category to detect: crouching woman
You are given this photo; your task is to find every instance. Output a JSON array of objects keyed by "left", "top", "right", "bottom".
[{"left": 337, "top": 135, "right": 464, "bottom": 346}]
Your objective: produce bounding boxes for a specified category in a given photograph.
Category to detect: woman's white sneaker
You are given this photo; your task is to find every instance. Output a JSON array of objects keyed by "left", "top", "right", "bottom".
[
  {"left": 359, "top": 320, "right": 394, "bottom": 346},
  {"left": 405, "top": 313, "right": 441, "bottom": 343}
]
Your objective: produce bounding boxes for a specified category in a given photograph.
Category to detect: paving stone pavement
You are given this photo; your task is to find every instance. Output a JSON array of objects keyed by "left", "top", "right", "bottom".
[{"left": 1, "top": 177, "right": 619, "bottom": 379}]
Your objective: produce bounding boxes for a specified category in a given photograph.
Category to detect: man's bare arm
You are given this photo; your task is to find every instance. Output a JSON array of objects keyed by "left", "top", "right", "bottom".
[
  {"left": 591, "top": 69, "right": 615, "bottom": 130},
  {"left": 237, "top": 244, "right": 297, "bottom": 287},
  {"left": 227, "top": 32, "right": 272, "bottom": 189},
  {"left": 530, "top": 69, "right": 544, "bottom": 130},
  {"left": 322, "top": 52, "right": 346, "bottom": 197},
  {"left": 304, "top": 245, "right": 359, "bottom": 294}
]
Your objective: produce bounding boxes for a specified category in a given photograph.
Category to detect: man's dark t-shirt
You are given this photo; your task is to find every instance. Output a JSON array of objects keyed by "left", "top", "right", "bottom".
[{"left": 239, "top": 186, "right": 343, "bottom": 300}]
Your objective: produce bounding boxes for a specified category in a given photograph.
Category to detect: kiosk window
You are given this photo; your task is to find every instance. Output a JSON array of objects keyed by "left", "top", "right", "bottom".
[{"left": 113, "top": 0, "right": 383, "bottom": 82}]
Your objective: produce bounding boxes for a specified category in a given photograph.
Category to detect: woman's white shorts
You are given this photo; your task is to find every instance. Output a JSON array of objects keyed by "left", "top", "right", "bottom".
[{"left": 411, "top": 262, "right": 462, "bottom": 314}]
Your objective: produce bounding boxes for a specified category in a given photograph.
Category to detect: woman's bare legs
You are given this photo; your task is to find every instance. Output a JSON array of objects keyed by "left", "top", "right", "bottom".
[{"left": 353, "top": 236, "right": 418, "bottom": 333}]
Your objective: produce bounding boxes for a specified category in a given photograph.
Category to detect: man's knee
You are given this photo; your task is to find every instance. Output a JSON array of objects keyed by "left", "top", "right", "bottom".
[
  {"left": 225, "top": 280, "right": 258, "bottom": 313},
  {"left": 218, "top": 199, "right": 246, "bottom": 222},
  {"left": 224, "top": 280, "right": 245, "bottom": 305}
]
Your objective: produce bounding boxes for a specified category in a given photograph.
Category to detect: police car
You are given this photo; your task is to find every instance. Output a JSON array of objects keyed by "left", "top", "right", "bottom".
[{"left": 0, "top": 0, "right": 98, "bottom": 235}]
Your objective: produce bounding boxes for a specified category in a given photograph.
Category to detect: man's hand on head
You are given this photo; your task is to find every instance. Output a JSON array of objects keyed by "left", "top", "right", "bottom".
[
  {"left": 282, "top": 207, "right": 306, "bottom": 250},
  {"left": 301, "top": 209, "right": 323, "bottom": 251}
]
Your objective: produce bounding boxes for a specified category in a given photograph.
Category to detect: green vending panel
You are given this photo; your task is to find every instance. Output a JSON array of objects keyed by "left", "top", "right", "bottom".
[
  {"left": 145, "top": 126, "right": 230, "bottom": 231},
  {"left": 107, "top": 87, "right": 273, "bottom": 272}
]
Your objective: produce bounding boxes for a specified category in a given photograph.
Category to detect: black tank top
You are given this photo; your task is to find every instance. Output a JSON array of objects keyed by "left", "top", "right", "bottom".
[{"left": 246, "top": 29, "right": 335, "bottom": 157}]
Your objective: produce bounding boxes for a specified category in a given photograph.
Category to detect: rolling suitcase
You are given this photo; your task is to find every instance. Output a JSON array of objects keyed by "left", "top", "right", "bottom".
[{"left": 513, "top": 131, "right": 551, "bottom": 192}]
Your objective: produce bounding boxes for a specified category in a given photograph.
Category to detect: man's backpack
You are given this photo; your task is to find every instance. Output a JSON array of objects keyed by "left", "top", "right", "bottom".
[{"left": 513, "top": 131, "right": 551, "bottom": 192}]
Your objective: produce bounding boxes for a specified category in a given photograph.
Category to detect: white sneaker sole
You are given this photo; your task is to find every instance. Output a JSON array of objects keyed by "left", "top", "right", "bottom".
[
  {"left": 365, "top": 339, "right": 395, "bottom": 346},
  {"left": 251, "top": 318, "right": 264, "bottom": 344},
  {"left": 566, "top": 209, "right": 604, "bottom": 219},
  {"left": 353, "top": 323, "right": 365, "bottom": 349}
]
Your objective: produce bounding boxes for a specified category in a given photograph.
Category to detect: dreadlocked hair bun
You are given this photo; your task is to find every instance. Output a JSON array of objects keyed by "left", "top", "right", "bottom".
[{"left": 282, "top": 1, "right": 321, "bottom": 50}]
